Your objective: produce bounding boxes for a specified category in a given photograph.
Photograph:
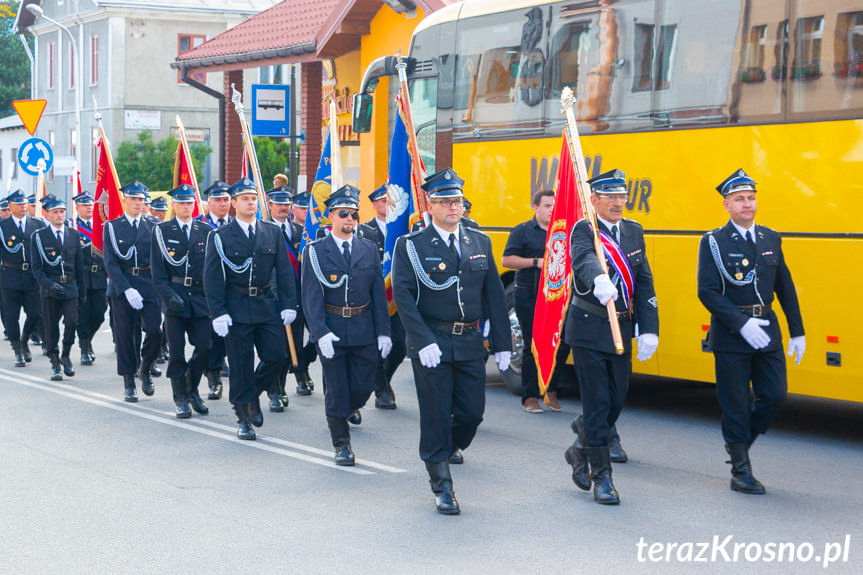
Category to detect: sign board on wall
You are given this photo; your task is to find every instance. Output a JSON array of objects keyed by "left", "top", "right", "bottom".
[{"left": 124, "top": 110, "right": 162, "bottom": 130}]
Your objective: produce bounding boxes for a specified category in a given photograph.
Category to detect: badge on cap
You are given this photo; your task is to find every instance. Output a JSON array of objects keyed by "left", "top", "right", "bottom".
[
  {"left": 438, "top": 262, "right": 446, "bottom": 270},
  {"left": 735, "top": 272, "right": 743, "bottom": 280},
  {"left": 741, "top": 258, "right": 749, "bottom": 267}
]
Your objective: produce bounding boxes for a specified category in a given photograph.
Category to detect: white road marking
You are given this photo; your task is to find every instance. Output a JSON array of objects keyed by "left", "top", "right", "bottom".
[{"left": 0, "top": 367, "right": 405, "bottom": 475}]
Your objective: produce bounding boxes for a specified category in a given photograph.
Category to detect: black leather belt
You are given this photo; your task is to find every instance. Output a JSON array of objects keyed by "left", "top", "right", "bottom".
[
  {"left": 738, "top": 304, "right": 771, "bottom": 318},
  {"left": 47, "top": 274, "right": 74, "bottom": 284},
  {"left": 227, "top": 283, "right": 272, "bottom": 297},
  {"left": 171, "top": 276, "right": 203, "bottom": 287},
  {"left": 425, "top": 318, "right": 480, "bottom": 335},
  {"left": 2, "top": 261, "right": 29, "bottom": 271},
  {"left": 572, "top": 296, "right": 633, "bottom": 320},
  {"left": 121, "top": 266, "right": 151, "bottom": 276},
  {"left": 325, "top": 302, "right": 370, "bottom": 318}
]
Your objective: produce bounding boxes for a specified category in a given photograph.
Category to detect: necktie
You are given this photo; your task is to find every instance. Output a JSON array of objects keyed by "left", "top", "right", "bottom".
[
  {"left": 132, "top": 219, "right": 138, "bottom": 231},
  {"left": 611, "top": 225, "right": 619, "bottom": 244},
  {"left": 745, "top": 231, "right": 754, "bottom": 245},
  {"left": 342, "top": 240, "right": 351, "bottom": 267},
  {"left": 56, "top": 230, "right": 63, "bottom": 246},
  {"left": 182, "top": 224, "right": 189, "bottom": 240},
  {"left": 282, "top": 222, "right": 289, "bottom": 241},
  {"left": 218, "top": 218, "right": 225, "bottom": 227},
  {"left": 18, "top": 221, "right": 24, "bottom": 234},
  {"left": 248, "top": 226, "right": 255, "bottom": 242},
  {"left": 448, "top": 233, "right": 459, "bottom": 262}
]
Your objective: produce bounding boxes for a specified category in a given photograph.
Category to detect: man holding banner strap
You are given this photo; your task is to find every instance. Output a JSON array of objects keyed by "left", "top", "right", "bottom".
[{"left": 563, "top": 169, "right": 659, "bottom": 505}]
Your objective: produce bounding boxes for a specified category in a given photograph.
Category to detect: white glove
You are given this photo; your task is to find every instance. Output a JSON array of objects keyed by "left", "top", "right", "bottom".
[
  {"left": 636, "top": 333, "right": 659, "bottom": 362},
  {"left": 740, "top": 318, "right": 771, "bottom": 350},
  {"left": 280, "top": 309, "right": 297, "bottom": 325},
  {"left": 124, "top": 288, "right": 143, "bottom": 310},
  {"left": 212, "top": 314, "right": 232, "bottom": 338},
  {"left": 317, "top": 332, "right": 340, "bottom": 359},
  {"left": 593, "top": 274, "right": 618, "bottom": 305},
  {"left": 495, "top": 351, "right": 512, "bottom": 372},
  {"left": 378, "top": 335, "right": 393, "bottom": 359},
  {"left": 787, "top": 335, "right": 806, "bottom": 365},
  {"left": 483, "top": 320, "right": 490, "bottom": 338},
  {"left": 418, "top": 343, "right": 442, "bottom": 368}
]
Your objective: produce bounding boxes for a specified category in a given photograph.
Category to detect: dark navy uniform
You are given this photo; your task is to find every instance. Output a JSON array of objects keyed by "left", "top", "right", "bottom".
[
  {"left": 301, "top": 185, "right": 390, "bottom": 464},
  {"left": 392, "top": 168, "right": 510, "bottom": 515},
  {"left": 697, "top": 169, "right": 804, "bottom": 494},
  {"left": 201, "top": 180, "right": 232, "bottom": 398},
  {"left": 363, "top": 184, "right": 407, "bottom": 409},
  {"left": 30, "top": 197, "right": 85, "bottom": 380},
  {"left": 152, "top": 185, "right": 212, "bottom": 418},
  {"left": 73, "top": 193, "right": 108, "bottom": 366},
  {"left": 267, "top": 186, "right": 316, "bottom": 404},
  {"left": 102, "top": 181, "right": 162, "bottom": 400},
  {"left": 563, "top": 169, "right": 659, "bottom": 505},
  {"left": 0, "top": 190, "right": 45, "bottom": 365},
  {"left": 203, "top": 178, "right": 297, "bottom": 440}
]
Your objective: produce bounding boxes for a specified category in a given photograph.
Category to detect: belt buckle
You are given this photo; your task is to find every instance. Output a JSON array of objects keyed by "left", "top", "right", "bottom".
[
  {"left": 131, "top": 267, "right": 140, "bottom": 276},
  {"left": 21, "top": 262, "right": 29, "bottom": 271},
  {"left": 91, "top": 265, "right": 99, "bottom": 273},
  {"left": 60, "top": 275, "right": 69, "bottom": 283},
  {"left": 752, "top": 304, "right": 762, "bottom": 317},
  {"left": 248, "top": 286, "right": 258, "bottom": 296},
  {"left": 451, "top": 322, "right": 464, "bottom": 336},
  {"left": 183, "top": 277, "right": 193, "bottom": 287},
  {"left": 342, "top": 307, "right": 351, "bottom": 318}
]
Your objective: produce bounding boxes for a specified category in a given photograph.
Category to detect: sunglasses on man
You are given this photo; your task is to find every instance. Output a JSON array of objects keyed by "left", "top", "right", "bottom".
[{"left": 335, "top": 209, "right": 359, "bottom": 220}]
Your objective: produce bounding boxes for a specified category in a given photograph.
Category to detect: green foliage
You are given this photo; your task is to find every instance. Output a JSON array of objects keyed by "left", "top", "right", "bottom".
[
  {"left": 114, "top": 131, "right": 211, "bottom": 191},
  {"left": 0, "top": 1, "right": 33, "bottom": 116},
  {"left": 253, "top": 136, "right": 298, "bottom": 188}
]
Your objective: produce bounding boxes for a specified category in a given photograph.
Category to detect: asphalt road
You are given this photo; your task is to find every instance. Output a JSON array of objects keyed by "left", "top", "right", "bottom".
[{"left": 0, "top": 329, "right": 860, "bottom": 574}]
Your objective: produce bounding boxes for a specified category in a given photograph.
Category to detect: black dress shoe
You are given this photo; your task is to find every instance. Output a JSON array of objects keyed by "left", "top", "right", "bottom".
[
  {"left": 206, "top": 370, "right": 222, "bottom": 400},
  {"left": 123, "top": 375, "right": 138, "bottom": 403},
  {"left": 149, "top": 363, "right": 162, "bottom": 377},
  {"left": 30, "top": 333, "right": 42, "bottom": 346},
  {"left": 12, "top": 343, "right": 25, "bottom": 367},
  {"left": 80, "top": 352, "right": 93, "bottom": 366},
  {"left": 138, "top": 364, "right": 155, "bottom": 396},
  {"left": 248, "top": 398, "right": 264, "bottom": 427},
  {"left": 189, "top": 390, "right": 209, "bottom": 415},
  {"left": 334, "top": 444, "right": 355, "bottom": 466},
  {"left": 278, "top": 394, "right": 290, "bottom": 407},
  {"left": 50, "top": 366, "right": 63, "bottom": 381},
  {"left": 348, "top": 410, "right": 362, "bottom": 425},
  {"left": 375, "top": 391, "right": 397, "bottom": 410},
  {"left": 61, "top": 356, "right": 75, "bottom": 377},
  {"left": 609, "top": 425, "right": 628, "bottom": 463},
  {"left": 304, "top": 372, "right": 314, "bottom": 391},
  {"left": 21, "top": 342, "right": 32, "bottom": 363},
  {"left": 233, "top": 404, "right": 256, "bottom": 440},
  {"left": 295, "top": 374, "right": 312, "bottom": 396},
  {"left": 268, "top": 395, "right": 284, "bottom": 412},
  {"left": 449, "top": 449, "right": 464, "bottom": 464}
]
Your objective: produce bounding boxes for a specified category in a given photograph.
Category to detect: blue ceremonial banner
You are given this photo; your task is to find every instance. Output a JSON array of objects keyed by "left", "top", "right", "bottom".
[
  {"left": 299, "top": 194, "right": 323, "bottom": 255},
  {"left": 311, "top": 132, "right": 332, "bottom": 215},
  {"left": 383, "top": 111, "right": 415, "bottom": 314}
]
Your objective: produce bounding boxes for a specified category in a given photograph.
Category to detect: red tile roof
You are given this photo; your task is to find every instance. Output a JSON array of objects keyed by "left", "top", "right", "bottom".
[{"left": 174, "top": 0, "right": 341, "bottom": 69}]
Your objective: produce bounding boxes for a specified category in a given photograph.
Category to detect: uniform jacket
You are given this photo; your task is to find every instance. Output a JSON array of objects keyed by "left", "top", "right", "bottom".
[
  {"left": 273, "top": 218, "right": 303, "bottom": 310},
  {"left": 76, "top": 217, "right": 107, "bottom": 290},
  {"left": 697, "top": 221, "right": 804, "bottom": 353},
  {"left": 300, "top": 233, "right": 389, "bottom": 347},
  {"left": 565, "top": 217, "right": 659, "bottom": 355},
  {"left": 392, "top": 224, "right": 510, "bottom": 361},
  {"left": 0, "top": 215, "right": 44, "bottom": 290},
  {"left": 203, "top": 219, "right": 297, "bottom": 324},
  {"left": 151, "top": 218, "right": 211, "bottom": 318},
  {"left": 29, "top": 225, "right": 85, "bottom": 300},
  {"left": 102, "top": 215, "right": 159, "bottom": 301}
]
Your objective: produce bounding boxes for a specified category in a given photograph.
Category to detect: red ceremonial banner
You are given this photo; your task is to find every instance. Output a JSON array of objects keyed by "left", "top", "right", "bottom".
[
  {"left": 173, "top": 137, "right": 202, "bottom": 218},
  {"left": 92, "top": 128, "right": 124, "bottom": 255},
  {"left": 532, "top": 134, "right": 584, "bottom": 396}
]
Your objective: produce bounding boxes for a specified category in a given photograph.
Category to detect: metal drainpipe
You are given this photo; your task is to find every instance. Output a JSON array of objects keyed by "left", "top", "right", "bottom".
[{"left": 180, "top": 68, "right": 226, "bottom": 181}]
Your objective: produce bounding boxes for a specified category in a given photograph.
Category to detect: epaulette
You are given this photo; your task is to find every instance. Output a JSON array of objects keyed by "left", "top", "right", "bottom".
[
  {"left": 621, "top": 217, "right": 643, "bottom": 229},
  {"left": 463, "top": 225, "right": 489, "bottom": 239},
  {"left": 404, "top": 228, "right": 424, "bottom": 239}
]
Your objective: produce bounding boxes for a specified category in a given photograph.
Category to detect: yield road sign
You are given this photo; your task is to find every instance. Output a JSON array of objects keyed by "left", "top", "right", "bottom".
[
  {"left": 12, "top": 100, "right": 48, "bottom": 136},
  {"left": 18, "top": 137, "right": 54, "bottom": 176}
]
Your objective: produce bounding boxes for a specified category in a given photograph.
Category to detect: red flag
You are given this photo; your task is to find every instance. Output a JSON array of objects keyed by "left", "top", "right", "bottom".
[
  {"left": 173, "top": 122, "right": 203, "bottom": 217},
  {"left": 92, "top": 127, "right": 124, "bottom": 255},
  {"left": 532, "top": 133, "right": 584, "bottom": 397}
]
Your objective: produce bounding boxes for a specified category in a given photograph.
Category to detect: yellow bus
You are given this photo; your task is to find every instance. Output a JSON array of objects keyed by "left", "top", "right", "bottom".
[{"left": 354, "top": 0, "right": 863, "bottom": 402}]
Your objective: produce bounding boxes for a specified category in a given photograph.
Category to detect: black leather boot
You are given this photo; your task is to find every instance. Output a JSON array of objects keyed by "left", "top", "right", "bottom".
[
  {"left": 20, "top": 340, "right": 32, "bottom": 363},
  {"left": 565, "top": 415, "right": 591, "bottom": 491},
  {"left": 609, "top": 424, "right": 628, "bottom": 463},
  {"left": 80, "top": 338, "right": 93, "bottom": 366},
  {"left": 248, "top": 395, "right": 264, "bottom": 427},
  {"left": 449, "top": 449, "right": 464, "bottom": 464},
  {"left": 149, "top": 362, "right": 162, "bottom": 377},
  {"left": 268, "top": 393, "right": 285, "bottom": 412},
  {"left": 233, "top": 404, "right": 255, "bottom": 440},
  {"left": 138, "top": 362, "right": 155, "bottom": 396},
  {"left": 30, "top": 332, "right": 42, "bottom": 346},
  {"left": 123, "top": 374, "right": 138, "bottom": 402},
  {"left": 186, "top": 370, "right": 209, "bottom": 415},
  {"left": 206, "top": 370, "right": 223, "bottom": 400},
  {"left": 11, "top": 342, "right": 26, "bottom": 368},
  {"left": 61, "top": 345, "right": 75, "bottom": 377},
  {"left": 425, "top": 460, "right": 460, "bottom": 515},
  {"left": 375, "top": 389, "right": 397, "bottom": 409},
  {"left": 587, "top": 446, "right": 620, "bottom": 505},
  {"left": 170, "top": 377, "right": 192, "bottom": 419},
  {"left": 49, "top": 352, "right": 63, "bottom": 381},
  {"left": 295, "top": 372, "right": 312, "bottom": 396},
  {"left": 327, "top": 417, "right": 354, "bottom": 466},
  {"left": 348, "top": 409, "right": 362, "bottom": 425},
  {"left": 86, "top": 339, "right": 96, "bottom": 362},
  {"left": 726, "top": 442, "right": 766, "bottom": 494}
]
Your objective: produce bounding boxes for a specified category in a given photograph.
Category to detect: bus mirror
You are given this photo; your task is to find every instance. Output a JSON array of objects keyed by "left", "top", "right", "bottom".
[{"left": 352, "top": 93, "right": 373, "bottom": 133}]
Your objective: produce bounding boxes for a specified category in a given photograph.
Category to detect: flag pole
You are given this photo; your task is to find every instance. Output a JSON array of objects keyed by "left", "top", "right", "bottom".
[
  {"left": 560, "top": 87, "right": 624, "bottom": 355},
  {"left": 328, "top": 98, "right": 343, "bottom": 190},
  {"left": 230, "top": 83, "right": 270, "bottom": 221},
  {"left": 395, "top": 55, "right": 429, "bottom": 224},
  {"left": 175, "top": 115, "right": 203, "bottom": 214}
]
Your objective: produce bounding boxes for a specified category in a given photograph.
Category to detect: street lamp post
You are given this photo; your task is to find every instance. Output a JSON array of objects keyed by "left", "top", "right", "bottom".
[{"left": 26, "top": 4, "right": 81, "bottom": 198}]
